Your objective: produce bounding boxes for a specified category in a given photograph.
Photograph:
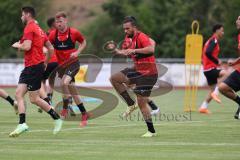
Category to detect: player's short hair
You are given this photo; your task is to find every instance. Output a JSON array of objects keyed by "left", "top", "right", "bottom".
[
  {"left": 212, "top": 24, "right": 223, "bottom": 33},
  {"left": 47, "top": 17, "right": 55, "bottom": 28},
  {"left": 22, "top": 6, "right": 36, "bottom": 18},
  {"left": 55, "top": 11, "right": 67, "bottom": 19},
  {"left": 123, "top": 16, "right": 137, "bottom": 26}
]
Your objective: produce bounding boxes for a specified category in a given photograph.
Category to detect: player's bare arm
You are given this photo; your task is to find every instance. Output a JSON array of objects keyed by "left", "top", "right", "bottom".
[
  {"left": 135, "top": 38, "right": 155, "bottom": 55},
  {"left": 115, "top": 45, "right": 154, "bottom": 56},
  {"left": 114, "top": 37, "right": 155, "bottom": 56},
  {"left": 44, "top": 40, "right": 54, "bottom": 65},
  {"left": 134, "top": 45, "right": 154, "bottom": 54},
  {"left": 70, "top": 39, "right": 87, "bottom": 58},
  {"left": 228, "top": 57, "right": 240, "bottom": 66},
  {"left": 12, "top": 40, "right": 32, "bottom": 51}
]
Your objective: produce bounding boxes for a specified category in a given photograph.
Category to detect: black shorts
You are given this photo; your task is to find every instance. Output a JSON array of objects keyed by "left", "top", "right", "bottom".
[
  {"left": 223, "top": 70, "right": 240, "bottom": 92},
  {"left": 204, "top": 68, "right": 221, "bottom": 86},
  {"left": 58, "top": 60, "right": 80, "bottom": 82},
  {"left": 121, "top": 68, "right": 158, "bottom": 97},
  {"left": 43, "top": 62, "right": 58, "bottom": 80},
  {"left": 18, "top": 63, "right": 45, "bottom": 91}
]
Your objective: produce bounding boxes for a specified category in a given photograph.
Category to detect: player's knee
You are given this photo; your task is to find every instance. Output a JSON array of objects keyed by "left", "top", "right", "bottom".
[
  {"left": 137, "top": 96, "right": 147, "bottom": 107},
  {"left": 29, "top": 97, "right": 36, "bottom": 104},
  {"left": 15, "top": 90, "right": 23, "bottom": 100},
  {"left": 29, "top": 95, "right": 41, "bottom": 105},
  {"left": 218, "top": 83, "right": 227, "bottom": 94},
  {"left": 29, "top": 96, "right": 38, "bottom": 104},
  {"left": 61, "top": 79, "right": 69, "bottom": 87},
  {"left": 109, "top": 75, "right": 117, "bottom": 84},
  {"left": 220, "top": 70, "right": 228, "bottom": 77}
]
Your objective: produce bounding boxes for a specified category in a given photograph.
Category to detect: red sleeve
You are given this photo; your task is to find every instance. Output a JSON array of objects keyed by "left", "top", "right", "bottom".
[
  {"left": 22, "top": 25, "right": 34, "bottom": 41},
  {"left": 73, "top": 29, "right": 85, "bottom": 43},
  {"left": 44, "top": 33, "right": 49, "bottom": 43},
  {"left": 138, "top": 33, "right": 151, "bottom": 48},
  {"left": 48, "top": 30, "right": 56, "bottom": 43}
]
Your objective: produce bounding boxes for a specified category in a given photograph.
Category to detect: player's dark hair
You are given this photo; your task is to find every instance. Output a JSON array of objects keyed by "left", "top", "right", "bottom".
[
  {"left": 21, "top": 6, "right": 36, "bottom": 18},
  {"left": 47, "top": 17, "right": 55, "bottom": 28},
  {"left": 123, "top": 16, "right": 137, "bottom": 26},
  {"left": 212, "top": 24, "right": 223, "bottom": 33}
]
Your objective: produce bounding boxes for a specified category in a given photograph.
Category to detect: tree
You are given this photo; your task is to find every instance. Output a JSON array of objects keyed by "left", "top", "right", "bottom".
[
  {"left": 84, "top": 0, "right": 240, "bottom": 58},
  {"left": 0, "top": 0, "right": 49, "bottom": 58}
]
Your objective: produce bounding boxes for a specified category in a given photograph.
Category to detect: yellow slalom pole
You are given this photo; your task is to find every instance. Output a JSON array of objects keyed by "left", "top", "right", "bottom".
[
  {"left": 184, "top": 65, "right": 189, "bottom": 111},
  {"left": 184, "top": 20, "right": 203, "bottom": 112}
]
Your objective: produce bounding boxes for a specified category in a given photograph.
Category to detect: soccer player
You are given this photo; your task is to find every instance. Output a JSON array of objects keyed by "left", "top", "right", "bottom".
[
  {"left": 218, "top": 16, "right": 240, "bottom": 119},
  {"left": 0, "top": 89, "right": 18, "bottom": 114},
  {"left": 10, "top": 6, "right": 63, "bottom": 137},
  {"left": 46, "top": 17, "right": 56, "bottom": 35},
  {"left": 43, "top": 17, "right": 58, "bottom": 103},
  {"left": 45, "top": 17, "right": 74, "bottom": 105},
  {"left": 48, "top": 11, "right": 88, "bottom": 127},
  {"left": 199, "top": 24, "right": 228, "bottom": 114},
  {"left": 39, "top": 17, "right": 58, "bottom": 106},
  {"left": 118, "top": 37, "right": 160, "bottom": 115},
  {"left": 110, "top": 16, "right": 158, "bottom": 137}
]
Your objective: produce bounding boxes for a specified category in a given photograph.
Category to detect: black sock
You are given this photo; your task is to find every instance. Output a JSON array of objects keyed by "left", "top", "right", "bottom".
[
  {"left": 63, "top": 98, "right": 69, "bottom": 109},
  {"left": 77, "top": 103, "right": 86, "bottom": 114},
  {"left": 19, "top": 113, "right": 26, "bottom": 124},
  {"left": 47, "top": 93, "right": 53, "bottom": 102},
  {"left": 145, "top": 118, "right": 155, "bottom": 133},
  {"left": 43, "top": 97, "right": 51, "bottom": 105},
  {"left": 5, "top": 96, "right": 14, "bottom": 106},
  {"left": 234, "top": 96, "right": 240, "bottom": 106},
  {"left": 236, "top": 107, "right": 240, "bottom": 114},
  {"left": 120, "top": 91, "right": 135, "bottom": 106},
  {"left": 148, "top": 100, "right": 158, "bottom": 110},
  {"left": 48, "top": 108, "right": 60, "bottom": 120}
]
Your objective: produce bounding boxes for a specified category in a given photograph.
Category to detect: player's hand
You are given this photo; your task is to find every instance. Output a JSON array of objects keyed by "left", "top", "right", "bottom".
[
  {"left": 12, "top": 41, "right": 21, "bottom": 49},
  {"left": 115, "top": 48, "right": 129, "bottom": 55},
  {"left": 227, "top": 59, "right": 235, "bottom": 66},
  {"left": 43, "top": 60, "right": 48, "bottom": 70},
  {"left": 43, "top": 47, "right": 48, "bottom": 54},
  {"left": 70, "top": 51, "right": 79, "bottom": 59},
  {"left": 218, "top": 60, "right": 222, "bottom": 65},
  {"left": 123, "top": 49, "right": 135, "bottom": 56}
]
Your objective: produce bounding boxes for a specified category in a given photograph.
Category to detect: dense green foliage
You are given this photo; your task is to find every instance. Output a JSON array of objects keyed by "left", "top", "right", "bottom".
[
  {"left": 1, "top": 0, "right": 240, "bottom": 58},
  {"left": 0, "top": 0, "right": 48, "bottom": 58},
  {"left": 84, "top": 0, "right": 240, "bottom": 58}
]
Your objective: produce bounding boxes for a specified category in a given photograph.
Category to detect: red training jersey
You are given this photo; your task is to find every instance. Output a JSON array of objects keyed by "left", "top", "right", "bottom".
[
  {"left": 20, "top": 20, "right": 47, "bottom": 67},
  {"left": 48, "top": 27, "right": 85, "bottom": 65},
  {"left": 202, "top": 35, "right": 220, "bottom": 71},
  {"left": 122, "top": 31, "right": 157, "bottom": 76}
]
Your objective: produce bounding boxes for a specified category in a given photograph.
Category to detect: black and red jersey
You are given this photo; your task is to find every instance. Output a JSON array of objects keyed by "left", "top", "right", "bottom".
[
  {"left": 122, "top": 31, "right": 157, "bottom": 76},
  {"left": 48, "top": 27, "right": 85, "bottom": 65},
  {"left": 202, "top": 35, "right": 220, "bottom": 71}
]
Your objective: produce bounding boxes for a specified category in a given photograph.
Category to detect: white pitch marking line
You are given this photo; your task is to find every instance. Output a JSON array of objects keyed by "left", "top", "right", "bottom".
[{"left": 0, "top": 119, "right": 237, "bottom": 135}]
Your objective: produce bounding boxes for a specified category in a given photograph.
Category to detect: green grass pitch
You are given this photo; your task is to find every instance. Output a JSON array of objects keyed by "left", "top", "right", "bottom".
[{"left": 0, "top": 88, "right": 240, "bottom": 160}]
